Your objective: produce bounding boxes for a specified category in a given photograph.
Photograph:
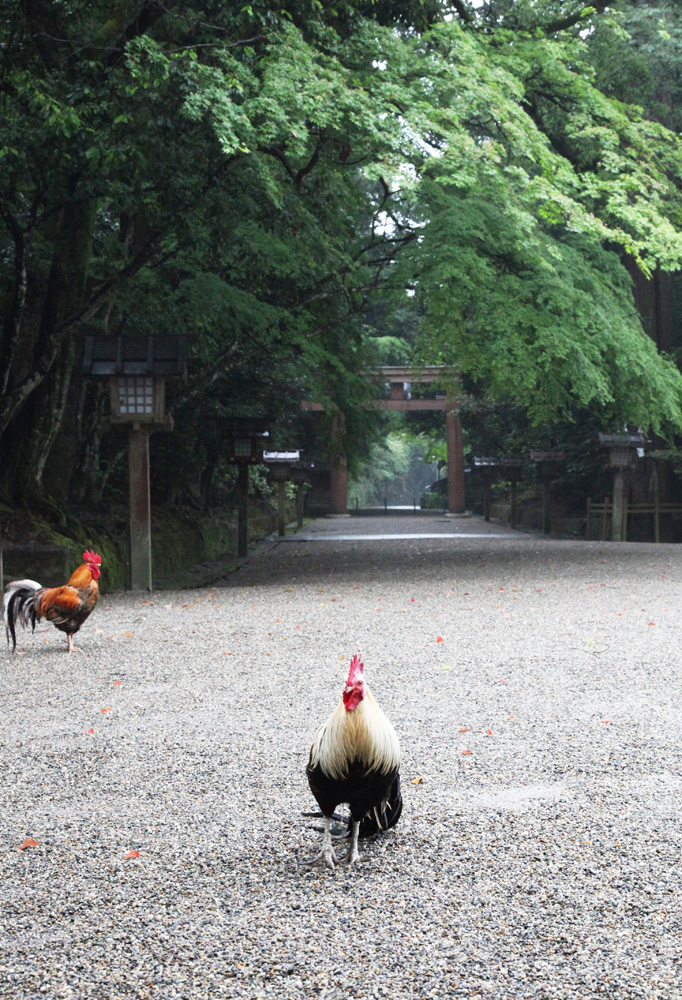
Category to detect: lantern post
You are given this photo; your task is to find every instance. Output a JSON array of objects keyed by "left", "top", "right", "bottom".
[
  {"left": 263, "top": 452, "right": 300, "bottom": 536},
  {"left": 473, "top": 457, "right": 500, "bottom": 522},
  {"left": 598, "top": 432, "right": 646, "bottom": 542},
  {"left": 224, "top": 418, "right": 270, "bottom": 558},
  {"left": 529, "top": 450, "right": 567, "bottom": 535},
  {"left": 289, "top": 463, "right": 312, "bottom": 528},
  {"left": 499, "top": 457, "right": 524, "bottom": 529},
  {"left": 83, "top": 336, "right": 189, "bottom": 590}
]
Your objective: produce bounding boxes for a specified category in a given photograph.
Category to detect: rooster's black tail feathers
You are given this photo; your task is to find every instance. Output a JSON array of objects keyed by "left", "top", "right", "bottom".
[
  {"left": 304, "top": 774, "right": 403, "bottom": 840},
  {"left": 3, "top": 580, "right": 41, "bottom": 652}
]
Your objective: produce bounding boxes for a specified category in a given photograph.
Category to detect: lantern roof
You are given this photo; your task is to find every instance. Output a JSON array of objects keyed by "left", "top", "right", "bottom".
[
  {"left": 263, "top": 451, "right": 300, "bottom": 463},
  {"left": 598, "top": 432, "right": 646, "bottom": 449},
  {"left": 83, "top": 336, "right": 190, "bottom": 377}
]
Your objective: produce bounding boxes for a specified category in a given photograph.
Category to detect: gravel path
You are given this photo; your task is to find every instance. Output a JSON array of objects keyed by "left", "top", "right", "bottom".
[{"left": 1, "top": 514, "right": 681, "bottom": 999}]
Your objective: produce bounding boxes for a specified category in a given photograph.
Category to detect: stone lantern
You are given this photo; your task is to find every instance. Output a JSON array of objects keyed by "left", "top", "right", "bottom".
[
  {"left": 289, "top": 462, "right": 312, "bottom": 528},
  {"left": 263, "top": 451, "right": 300, "bottom": 536},
  {"left": 529, "top": 450, "right": 567, "bottom": 535},
  {"left": 473, "top": 456, "right": 500, "bottom": 522},
  {"left": 498, "top": 457, "right": 524, "bottom": 529},
  {"left": 598, "top": 432, "right": 646, "bottom": 542},
  {"left": 83, "top": 335, "right": 190, "bottom": 590},
  {"left": 224, "top": 417, "right": 270, "bottom": 557}
]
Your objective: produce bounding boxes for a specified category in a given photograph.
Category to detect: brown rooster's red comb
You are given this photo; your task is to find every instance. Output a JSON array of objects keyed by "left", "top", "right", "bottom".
[{"left": 83, "top": 550, "right": 102, "bottom": 564}]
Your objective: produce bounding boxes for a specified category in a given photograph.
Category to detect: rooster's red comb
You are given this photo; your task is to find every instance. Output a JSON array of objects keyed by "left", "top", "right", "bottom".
[
  {"left": 83, "top": 550, "right": 102, "bottom": 564},
  {"left": 346, "top": 654, "right": 364, "bottom": 682}
]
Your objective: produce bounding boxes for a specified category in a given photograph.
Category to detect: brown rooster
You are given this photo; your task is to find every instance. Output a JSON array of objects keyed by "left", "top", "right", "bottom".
[
  {"left": 306, "top": 654, "right": 402, "bottom": 868},
  {"left": 4, "top": 550, "right": 102, "bottom": 653}
]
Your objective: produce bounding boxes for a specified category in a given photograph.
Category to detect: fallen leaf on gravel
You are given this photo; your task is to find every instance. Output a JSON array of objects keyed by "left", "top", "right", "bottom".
[
  {"left": 442, "top": 665, "right": 452, "bottom": 670},
  {"left": 101, "top": 707, "right": 112, "bottom": 713},
  {"left": 436, "top": 636, "right": 443, "bottom": 643},
  {"left": 486, "top": 729, "right": 493, "bottom": 735},
  {"left": 87, "top": 728, "right": 94, "bottom": 735},
  {"left": 458, "top": 727, "right": 469, "bottom": 733},
  {"left": 125, "top": 632, "right": 134, "bottom": 637},
  {"left": 18, "top": 838, "right": 38, "bottom": 850},
  {"left": 601, "top": 719, "right": 612, "bottom": 724},
  {"left": 124, "top": 850, "right": 140, "bottom": 860},
  {"left": 461, "top": 750, "right": 473, "bottom": 756},
  {"left": 114, "top": 680, "right": 122, "bottom": 686},
  {"left": 412, "top": 776, "right": 424, "bottom": 785}
]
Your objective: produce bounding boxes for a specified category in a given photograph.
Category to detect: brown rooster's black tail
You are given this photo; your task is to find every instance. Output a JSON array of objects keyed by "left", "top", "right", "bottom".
[{"left": 3, "top": 580, "right": 41, "bottom": 652}]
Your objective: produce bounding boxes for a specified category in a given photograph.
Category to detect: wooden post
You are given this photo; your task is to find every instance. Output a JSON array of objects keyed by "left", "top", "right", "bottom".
[
  {"left": 601, "top": 496, "right": 609, "bottom": 541},
  {"left": 446, "top": 404, "right": 465, "bottom": 514},
  {"left": 483, "top": 476, "right": 492, "bottom": 522},
  {"left": 510, "top": 478, "right": 518, "bottom": 529},
  {"left": 329, "top": 411, "right": 348, "bottom": 515},
  {"left": 612, "top": 468, "right": 624, "bottom": 542},
  {"left": 277, "top": 480, "right": 286, "bottom": 537},
  {"left": 542, "top": 477, "right": 551, "bottom": 535},
  {"left": 297, "top": 485, "right": 305, "bottom": 528},
  {"left": 654, "top": 496, "right": 660, "bottom": 544},
  {"left": 237, "top": 462, "right": 249, "bottom": 558},
  {"left": 128, "top": 427, "right": 152, "bottom": 590}
]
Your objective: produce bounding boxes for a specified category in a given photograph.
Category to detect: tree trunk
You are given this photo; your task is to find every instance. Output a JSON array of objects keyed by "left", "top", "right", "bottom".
[{"left": 3, "top": 196, "right": 96, "bottom": 501}]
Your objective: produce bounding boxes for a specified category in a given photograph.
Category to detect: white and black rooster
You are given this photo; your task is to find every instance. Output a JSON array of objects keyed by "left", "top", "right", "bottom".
[{"left": 306, "top": 654, "right": 402, "bottom": 868}]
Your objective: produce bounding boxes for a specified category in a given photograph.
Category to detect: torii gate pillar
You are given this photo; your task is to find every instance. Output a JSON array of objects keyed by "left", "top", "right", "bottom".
[
  {"left": 446, "top": 404, "right": 466, "bottom": 514},
  {"left": 329, "top": 411, "right": 349, "bottom": 515}
]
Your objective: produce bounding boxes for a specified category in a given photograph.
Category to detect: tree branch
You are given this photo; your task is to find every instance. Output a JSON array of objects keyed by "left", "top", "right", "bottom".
[{"left": 541, "top": 1, "right": 610, "bottom": 34}]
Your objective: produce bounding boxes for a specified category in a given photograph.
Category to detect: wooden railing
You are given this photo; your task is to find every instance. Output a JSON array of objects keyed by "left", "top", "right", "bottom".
[{"left": 586, "top": 498, "right": 682, "bottom": 542}]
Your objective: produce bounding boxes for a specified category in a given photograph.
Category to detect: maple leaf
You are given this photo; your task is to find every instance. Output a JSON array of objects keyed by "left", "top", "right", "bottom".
[
  {"left": 18, "top": 837, "right": 38, "bottom": 851},
  {"left": 124, "top": 850, "right": 140, "bottom": 860}
]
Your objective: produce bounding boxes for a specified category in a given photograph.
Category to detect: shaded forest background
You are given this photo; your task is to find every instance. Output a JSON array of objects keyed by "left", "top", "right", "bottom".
[{"left": 4, "top": 0, "right": 682, "bottom": 552}]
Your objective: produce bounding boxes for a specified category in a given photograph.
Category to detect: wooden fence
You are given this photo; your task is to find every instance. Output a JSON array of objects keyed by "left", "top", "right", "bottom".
[{"left": 586, "top": 498, "right": 682, "bottom": 542}]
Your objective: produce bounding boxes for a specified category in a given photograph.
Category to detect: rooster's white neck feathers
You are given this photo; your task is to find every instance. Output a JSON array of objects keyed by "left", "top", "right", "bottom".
[{"left": 310, "top": 686, "right": 401, "bottom": 781}]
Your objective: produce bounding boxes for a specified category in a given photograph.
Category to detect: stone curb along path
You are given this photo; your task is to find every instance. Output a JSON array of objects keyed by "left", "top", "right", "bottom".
[{"left": 1, "top": 515, "right": 681, "bottom": 999}]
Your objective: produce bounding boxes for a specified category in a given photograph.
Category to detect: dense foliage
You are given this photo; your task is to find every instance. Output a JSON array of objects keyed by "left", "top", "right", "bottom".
[{"left": 2, "top": 0, "right": 682, "bottom": 510}]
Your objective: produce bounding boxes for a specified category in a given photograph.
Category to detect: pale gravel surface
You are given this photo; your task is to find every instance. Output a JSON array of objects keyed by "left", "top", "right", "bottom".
[{"left": 1, "top": 514, "right": 682, "bottom": 999}]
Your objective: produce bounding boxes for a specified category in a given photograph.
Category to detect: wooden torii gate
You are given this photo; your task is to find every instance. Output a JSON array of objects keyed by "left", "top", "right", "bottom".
[{"left": 303, "top": 366, "right": 465, "bottom": 515}]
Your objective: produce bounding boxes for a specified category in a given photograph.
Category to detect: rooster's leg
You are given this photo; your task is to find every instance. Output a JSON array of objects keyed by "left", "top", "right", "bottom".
[
  {"left": 67, "top": 634, "right": 81, "bottom": 654},
  {"left": 307, "top": 816, "right": 337, "bottom": 870},
  {"left": 347, "top": 820, "right": 361, "bottom": 866}
]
